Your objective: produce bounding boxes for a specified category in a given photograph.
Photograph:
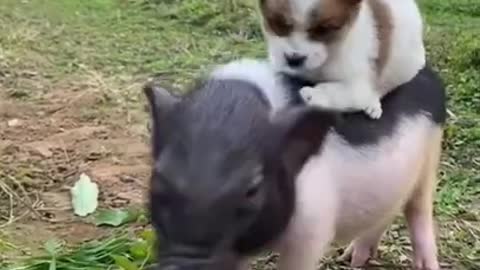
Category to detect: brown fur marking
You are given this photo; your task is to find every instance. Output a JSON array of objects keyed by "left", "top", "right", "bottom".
[
  {"left": 307, "top": 0, "right": 362, "bottom": 43},
  {"left": 368, "top": 0, "right": 393, "bottom": 76},
  {"left": 259, "top": 0, "right": 294, "bottom": 37}
]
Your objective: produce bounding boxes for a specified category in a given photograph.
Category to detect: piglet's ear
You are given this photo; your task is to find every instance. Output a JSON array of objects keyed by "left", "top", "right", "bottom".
[
  {"left": 271, "top": 107, "right": 336, "bottom": 176},
  {"left": 143, "top": 81, "right": 180, "bottom": 157},
  {"left": 143, "top": 80, "right": 179, "bottom": 120}
]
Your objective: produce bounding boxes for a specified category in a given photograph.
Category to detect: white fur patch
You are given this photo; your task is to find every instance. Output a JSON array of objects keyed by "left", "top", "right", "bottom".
[
  {"left": 211, "top": 59, "right": 291, "bottom": 110},
  {"left": 261, "top": 0, "right": 426, "bottom": 117},
  {"left": 263, "top": 0, "right": 425, "bottom": 88},
  {"left": 315, "top": 116, "right": 432, "bottom": 242}
]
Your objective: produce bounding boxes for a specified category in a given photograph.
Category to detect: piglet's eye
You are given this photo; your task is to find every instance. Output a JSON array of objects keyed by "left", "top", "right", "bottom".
[
  {"left": 246, "top": 182, "right": 260, "bottom": 198},
  {"left": 237, "top": 175, "right": 263, "bottom": 219},
  {"left": 245, "top": 170, "right": 263, "bottom": 199}
]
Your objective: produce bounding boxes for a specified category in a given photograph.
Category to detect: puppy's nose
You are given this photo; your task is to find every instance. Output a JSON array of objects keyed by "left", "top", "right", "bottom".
[{"left": 284, "top": 53, "right": 306, "bottom": 68}]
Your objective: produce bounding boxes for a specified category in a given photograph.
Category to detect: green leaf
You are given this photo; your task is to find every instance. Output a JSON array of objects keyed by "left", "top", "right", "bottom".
[
  {"left": 48, "top": 257, "right": 56, "bottom": 270},
  {"left": 44, "top": 239, "right": 62, "bottom": 270},
  {"left": 129, "top": 241, "right": 148, "bottom": 260},
  {"left": 136, "top": 211, "right": 149, "bottom": 224},
  {"left": 70, "top": 173, "right": 99, "bottom": 217},
  {"left": 44, "top": 239, "right": 62, "bottom": 257},
  {"left": 139, "top": 229, "right": 156, "bottom": 246},
  {"left": 112, "top": 255, "right": 139, "bottom": 270},
  {"left": 94, "top": 208, "right": 138, "bottom": 227}
]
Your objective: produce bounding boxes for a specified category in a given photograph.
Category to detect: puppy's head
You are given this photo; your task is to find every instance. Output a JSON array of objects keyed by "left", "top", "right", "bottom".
[
  {"left": 143, "top": 75, "right": 334, "bottom": 270},
  {"left": 259, "top": 0, "right": 362, "bottom": 75}
]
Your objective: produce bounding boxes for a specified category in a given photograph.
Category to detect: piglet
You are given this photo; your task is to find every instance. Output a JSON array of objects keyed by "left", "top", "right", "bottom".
[{"left": 144, "top": 59, "right": 446, "bottom": 270}]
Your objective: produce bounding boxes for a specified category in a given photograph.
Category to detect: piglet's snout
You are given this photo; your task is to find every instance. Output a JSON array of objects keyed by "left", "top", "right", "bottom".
[
  {"left": 158, "top": 258, "right": 209, "bottom": 270},
  {"left": 158, "top": 253, "right": 236, "bottom": 270}
]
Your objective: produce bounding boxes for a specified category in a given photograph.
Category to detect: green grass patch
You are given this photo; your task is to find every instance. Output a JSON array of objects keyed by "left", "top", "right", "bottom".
[{"left": 8, "top": 230, "right": 156, "bottom": 270}]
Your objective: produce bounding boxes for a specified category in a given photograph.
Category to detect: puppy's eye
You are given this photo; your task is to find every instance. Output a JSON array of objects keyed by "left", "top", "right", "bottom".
[
  {"left": 312, "top": 25, "right": 331, "bottom": 35},
  {"left": 308, "top": 24, "right": 341, "bottom": 40},
  {"left": 266, "top": 15, "right": 293, "bottom": 37}
]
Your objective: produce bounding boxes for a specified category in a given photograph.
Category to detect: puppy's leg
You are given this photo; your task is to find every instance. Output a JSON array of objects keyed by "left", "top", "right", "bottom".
[
  {"left": 404, "top": 129, "right": 442, "bottom": 270},
  {"left": 299, "top": 78, "right": 382, "bottom": 119},
  {"left": 339, "top": 222, "right": 391, "bottom": 267}
]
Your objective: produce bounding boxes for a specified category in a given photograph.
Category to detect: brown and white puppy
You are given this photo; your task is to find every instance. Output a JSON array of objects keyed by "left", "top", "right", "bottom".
[
  {"left": 146, "top": 59, "right": 445, "bottom": 270},
  {"left": 259, "top": 0, "right": 426, "bottom": 119}
]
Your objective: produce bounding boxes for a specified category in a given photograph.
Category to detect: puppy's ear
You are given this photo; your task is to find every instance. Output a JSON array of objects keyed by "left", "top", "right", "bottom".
[
  {"left": 271, "top": 107, "right": 335, "bottom": 176},
  {"left": 343, "top": 0, "right": 363, "bottom": 5},
  {"left": 143, "top": 81, "right": 180, "bottom": 157},
  {"left": 259, "top": 0, "right": 267, "bottom": 8}
]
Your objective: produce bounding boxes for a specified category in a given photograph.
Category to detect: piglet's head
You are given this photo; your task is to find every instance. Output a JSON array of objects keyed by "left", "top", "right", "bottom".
[{"left": 144, "top": 80, "right": 334, "bottom": 270}]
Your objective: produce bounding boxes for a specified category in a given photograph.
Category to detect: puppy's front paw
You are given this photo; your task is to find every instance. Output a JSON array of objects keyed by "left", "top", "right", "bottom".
[
  {"left": 299, "top": 86, "right": 314, "bottom": 102},
  {"left": 300, "top": 86, "right": 330, "bottom": 108},
  {"left": 364, "top": 101, "right": 383, "bottom": 119}
]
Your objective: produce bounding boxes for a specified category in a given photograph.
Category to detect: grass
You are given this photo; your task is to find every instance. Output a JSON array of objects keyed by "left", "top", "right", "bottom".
[
  {"left": 8, "top": 229, "right": 155, "bottom": 270},
  {"left": 0, "top": 0, "right": 479, "bottom": 269}
]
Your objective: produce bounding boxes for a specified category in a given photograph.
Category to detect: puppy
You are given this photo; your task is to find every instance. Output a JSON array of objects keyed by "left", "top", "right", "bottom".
[
  {"left": 145, "top": 59, "right": 445, "bottom": 270},
  {"left": 259, "top": 0, "right": 426, "bottom": 119}
]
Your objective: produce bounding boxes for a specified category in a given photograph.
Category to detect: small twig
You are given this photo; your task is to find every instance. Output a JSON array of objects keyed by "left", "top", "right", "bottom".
[
  {"left": 461, "top": 220, "right": 480, "bottom": 240},
  {"left": 0, "top": 210, "right": 30, "bottom": 229},
  {"left": 36, "top": 206, "right": 72, "bottom": 212},
  {"left": 6, "top": 175, "right": 33, "bottom": 205},
  {"left": 120, "top": 175, "right": 148, "bottom": 189},
  {"left": 5, "top": 175, "right": 43, "bottom": 220},
  {"left": 60, "top": 139, "right": 70, "bottom": 163},
  {"left": 48, "top": 90, "right": 91, "bottom": 115},
  {"left": 0, "top": 181, "right": 14, "bottom": 226},
  {"left": 446, "top": 109, "right": 457, "bottom": 120},
  {"left": 0, "top": 237, "right": 18, "bottom": 250},
  {"left": 0, "top": 180, "right": 31, "bottom": 229}
]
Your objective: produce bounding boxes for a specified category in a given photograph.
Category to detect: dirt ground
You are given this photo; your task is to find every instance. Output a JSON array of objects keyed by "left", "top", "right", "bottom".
[{"left": 0, "top": 83, "right": 151, "bottom": 258}]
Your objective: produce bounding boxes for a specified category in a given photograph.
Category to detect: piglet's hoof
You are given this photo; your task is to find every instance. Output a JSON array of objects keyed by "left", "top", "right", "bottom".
[
  {"left": 338, "top": 243, "right": 378, "bottom": 268},
  {"left": 414, "top": 260, "right": 441, "bottom": 270}
]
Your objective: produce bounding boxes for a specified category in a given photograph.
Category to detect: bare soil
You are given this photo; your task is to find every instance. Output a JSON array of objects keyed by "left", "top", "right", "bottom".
[{"left": 0, "top": 84, "right": 151, "bottom": 258}]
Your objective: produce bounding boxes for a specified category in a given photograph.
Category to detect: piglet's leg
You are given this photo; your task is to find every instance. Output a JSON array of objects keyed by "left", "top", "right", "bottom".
[
  {"left": 276, "top": 177, "right": 336, "bottom": 270},
  {"left": 276, "top": 226, "right": 333, "bottom": 270},
  {"left": 404, "top": 129, "right": 442, "bottom": 270},
  {"left": 276, "top": 163, "right": 337, "bottom": 270},
  {"left": 339, "top": 222, "right": 390, "bottom": 267},
  {"left": 237, "top": 259, "right": 251, "bottom": 270}
]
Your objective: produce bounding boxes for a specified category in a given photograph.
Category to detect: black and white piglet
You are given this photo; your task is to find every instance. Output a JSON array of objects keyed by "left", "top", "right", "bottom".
[{"left": 144, "top": 59, "right": 446, "bottom": 270}]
